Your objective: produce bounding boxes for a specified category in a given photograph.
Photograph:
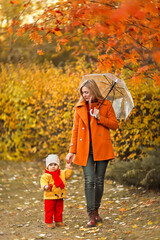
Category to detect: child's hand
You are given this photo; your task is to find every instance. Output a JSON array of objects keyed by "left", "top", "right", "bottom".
[
  {"left": 43, "top": 185, "right": 49, "bottom": 190},
  {"left": 66, "top": 163, "right": 72, "bottom": 169},
  {"left": 43, "top": 184, "right": 53, "bottom": 191}
]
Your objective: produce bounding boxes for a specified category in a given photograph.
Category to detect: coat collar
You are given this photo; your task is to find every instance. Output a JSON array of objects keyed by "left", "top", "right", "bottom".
[
  {"left": 76, "top": 101, "right": 88, "bottom": 127},
  {"left": 76, "top": 101, "right": 86, "bottom": 107},
  {"left": 76, "top": 99, "right": 108, "bottom": 108}
]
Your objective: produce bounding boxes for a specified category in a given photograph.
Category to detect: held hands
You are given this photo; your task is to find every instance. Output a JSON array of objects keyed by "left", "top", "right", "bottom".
[
  {"left": 66, "top": 153, "right": 74, "bottom": 164},
  {"left": 66, "top": 162, "right": 73, "bottom": 169}
]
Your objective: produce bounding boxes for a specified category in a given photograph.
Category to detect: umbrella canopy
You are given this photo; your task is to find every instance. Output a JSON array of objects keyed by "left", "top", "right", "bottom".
[{"left": 82, "top": 73, "right": 134, "bottom": 120}]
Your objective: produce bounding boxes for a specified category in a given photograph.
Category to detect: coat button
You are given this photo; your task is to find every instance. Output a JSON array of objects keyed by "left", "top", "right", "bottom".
[
  {"left": 99, "top": 134, "right": 101, "bottom": 136},
  {"left": 80, "top": 138, "right": 82, "bottom": 141},
  {"left": 82, "top": 127, "right": 85, "bottom": 130}
]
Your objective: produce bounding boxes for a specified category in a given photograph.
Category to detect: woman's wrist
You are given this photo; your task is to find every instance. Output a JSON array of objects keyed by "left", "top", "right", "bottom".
[
  {"left": 95, "top": 114, "right": 100, "bottom": 120},
  {"left": 66, "top": 152, "right": 75, "bottom": 163}
]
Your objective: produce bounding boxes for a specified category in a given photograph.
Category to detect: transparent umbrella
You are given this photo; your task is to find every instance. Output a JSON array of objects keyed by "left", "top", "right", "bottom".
[{"left": 82, "top": 73, "right": 134, "bottom": 120}]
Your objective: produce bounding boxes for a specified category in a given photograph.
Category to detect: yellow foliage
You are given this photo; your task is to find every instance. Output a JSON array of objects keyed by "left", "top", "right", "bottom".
[
  {"left": 0, "top": 60, "right": 90, "bottom": 161},
  {"left": 0, "top": 60, "right": 159, "bottom": 162}
]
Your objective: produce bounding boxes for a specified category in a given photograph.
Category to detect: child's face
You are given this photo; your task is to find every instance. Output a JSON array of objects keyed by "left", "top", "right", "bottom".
[{"left": 48, "top": 163, "right": 59, "bottom": 172}]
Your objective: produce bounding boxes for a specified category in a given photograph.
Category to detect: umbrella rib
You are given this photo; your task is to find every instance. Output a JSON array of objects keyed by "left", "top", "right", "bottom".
[
  {"left": 114, "top": 86, "right": 125, "bottom": 96},
  {"left": 103, "top": 75, "right": 113, "bottom": 85},
  {"left": 102, "top": 86, "right": 111, "bottom": 94},
  {"left": 103, "top": 75, "right": 125, "bottom": 96}
]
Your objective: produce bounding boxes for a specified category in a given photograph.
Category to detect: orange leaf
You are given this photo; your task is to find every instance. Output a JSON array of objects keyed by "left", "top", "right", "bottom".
[
  {"left": 137, "top": 66, "right": 149, "bottom": 73},
  {"left": 152, "top": 49, "right": 160, "bottom": 64},
  {"left": 72, "top": 20, "right": 81, "bottom": 27},
  {"left": 59, "top": 37, "right": 68, "bottom": 45},
  {"left": 119, "top": 208, "right": 126, "bottom": 212},
  {"left": 8, "top": 27, "right": 13, "bottom": 35},
  {"left": 46, "top": 35, "right": 52, "bottom": 43},
  {"left": 56, "top": 43, "right": 61, "bottom": 52},
  {"left": 124, "top": 231, "right": 131, "bottom": 234},
  {"left": 16, "top": 27, "right": 25, "bottom": 37},
  {"left": 55, "top": 31, "right": 62, "bottom": 37},
  {"left": 111, "top": 4, "right": 128, "bottom": 22},
  {"left": 10, "top": 0, "right": 19, "bottom": 4},
  {"left": 37, "top": 50, "right": 44, "bottom": 55},
  {"left": 153, "top": 73, "right": 160, "bottom": 87}
]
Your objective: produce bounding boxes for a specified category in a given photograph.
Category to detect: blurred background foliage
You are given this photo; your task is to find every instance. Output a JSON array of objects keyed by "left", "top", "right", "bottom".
[
  {"left": 0, "top": 0, "right": 159, "bottom": 189},
  {"left": 0, "top": 60, "right": 159, "bottom": 163},
  {"left": 0, "top": 0, "right": 77, "bottom": 66}
]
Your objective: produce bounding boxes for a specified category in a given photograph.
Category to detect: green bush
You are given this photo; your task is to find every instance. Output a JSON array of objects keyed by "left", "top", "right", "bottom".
[{"left": 106, "top": 147, "right": 160, "bottom": 189}]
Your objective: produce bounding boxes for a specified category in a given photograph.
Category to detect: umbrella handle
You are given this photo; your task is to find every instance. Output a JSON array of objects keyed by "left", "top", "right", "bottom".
[{"left": 90, "top": 109, "right": 96, "bottom": 117}]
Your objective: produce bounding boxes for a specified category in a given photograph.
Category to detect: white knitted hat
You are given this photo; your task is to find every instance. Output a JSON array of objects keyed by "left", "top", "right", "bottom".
[{"left": 46, "top": 154, "right": 60, "bottom": 168}]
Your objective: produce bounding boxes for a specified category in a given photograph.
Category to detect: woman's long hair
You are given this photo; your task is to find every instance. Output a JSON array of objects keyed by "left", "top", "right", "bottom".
[{"left": 78, "top": 79, "right": 104, "bottom": 104}]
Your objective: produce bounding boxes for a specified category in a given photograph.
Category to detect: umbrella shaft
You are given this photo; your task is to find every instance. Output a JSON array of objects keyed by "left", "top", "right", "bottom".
[{"left": 98, "top": 81, "right": 117, "bottom": 109}]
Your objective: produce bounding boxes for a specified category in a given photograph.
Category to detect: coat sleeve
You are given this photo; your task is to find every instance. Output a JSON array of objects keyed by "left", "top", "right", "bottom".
[
  {"left": 65, "top": 168, "right": 73, "bottom": 180},
  {"left": 69, "top": 110, "right": 79, "bottom": 153},
  {"left": 40, "top": 174, "right": 57, "bottom": 191},
  {"left": 40, "top": 174, "right": 50, "bottom": 188},
  {"left": 97, "top": 101, "right": 118, "bottom": 130}
]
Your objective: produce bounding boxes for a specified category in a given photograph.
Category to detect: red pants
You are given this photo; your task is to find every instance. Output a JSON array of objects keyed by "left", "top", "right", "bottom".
[{"left": 44, "top": 199, "right": 63, "bottom": 223}]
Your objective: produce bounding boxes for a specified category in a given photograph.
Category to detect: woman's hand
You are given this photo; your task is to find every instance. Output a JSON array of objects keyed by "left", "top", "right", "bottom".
[
  {"left": 66, "top": 153, "right": 74, "bottom": 164},
  {"left": 93, "top": 107, "right": 100, "bottom": 120}
]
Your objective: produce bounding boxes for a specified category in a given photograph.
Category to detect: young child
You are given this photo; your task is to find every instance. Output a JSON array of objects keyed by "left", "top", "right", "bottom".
[{"left": 40, "top": 154, "right": 72, "bottom": 229}]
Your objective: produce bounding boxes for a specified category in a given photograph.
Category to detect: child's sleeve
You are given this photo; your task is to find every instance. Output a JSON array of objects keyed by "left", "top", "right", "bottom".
[
  {"left": 65, "top": 168, "right": 72, "bottom": 180},
  {"left": 40, "top": 174, "right": 50, "bottom": 189}
]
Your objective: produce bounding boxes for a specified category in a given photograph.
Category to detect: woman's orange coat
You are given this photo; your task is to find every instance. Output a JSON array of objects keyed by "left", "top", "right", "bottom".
[{"left": 69, "top": 100, "right": 118, "bottom": 166}]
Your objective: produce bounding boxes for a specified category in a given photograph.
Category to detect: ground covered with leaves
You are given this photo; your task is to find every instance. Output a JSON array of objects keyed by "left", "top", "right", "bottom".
[{"left": 0, "top": 160, "right": 159, "bottom": 240}]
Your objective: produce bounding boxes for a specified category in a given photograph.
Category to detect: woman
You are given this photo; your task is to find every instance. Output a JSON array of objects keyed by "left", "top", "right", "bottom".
[{"left": 66, "top": 79, "right": 118, "bottom": 227}]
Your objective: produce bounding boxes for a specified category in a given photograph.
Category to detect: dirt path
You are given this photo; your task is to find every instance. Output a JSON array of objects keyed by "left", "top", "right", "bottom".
[{"left": 0, "top": 160, "right": 159, "bottom": 240}]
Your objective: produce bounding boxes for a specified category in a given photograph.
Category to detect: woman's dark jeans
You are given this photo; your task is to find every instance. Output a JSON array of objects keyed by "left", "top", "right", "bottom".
[{"left": 82, "top": 143, "right": 109, "bottom": 212}]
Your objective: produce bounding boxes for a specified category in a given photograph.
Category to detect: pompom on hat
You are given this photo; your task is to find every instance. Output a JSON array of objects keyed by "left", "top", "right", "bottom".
[{"left": 46, "top": 154, "right": 60, "bottom": 168}]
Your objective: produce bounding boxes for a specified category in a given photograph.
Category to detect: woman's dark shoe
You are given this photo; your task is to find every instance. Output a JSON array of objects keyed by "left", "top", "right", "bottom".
[
  {"left": 95, "top": 209, "right": 102, "bottom": 223},
  {"left": 87, "top": 211, "right": 96, "bottom": 227}
]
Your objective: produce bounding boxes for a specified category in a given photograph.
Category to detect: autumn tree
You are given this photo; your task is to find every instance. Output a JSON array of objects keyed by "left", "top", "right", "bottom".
[
  {"left": 10, "top": 0, "right": 160, "bottom": 85},
  {"left": 0, "top": 0, "right": 34, "bottom": 62}
]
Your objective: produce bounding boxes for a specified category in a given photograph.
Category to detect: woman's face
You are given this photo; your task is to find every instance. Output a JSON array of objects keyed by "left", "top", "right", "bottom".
[{"left": 82, "top": 86, "right": 92, "bottom": 102}]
